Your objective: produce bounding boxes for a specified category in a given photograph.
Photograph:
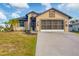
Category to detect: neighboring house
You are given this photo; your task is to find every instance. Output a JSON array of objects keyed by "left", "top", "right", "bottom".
[
  {"left": 16, "top": 8, "right": 72, "bottom": 32},
  {"left": 69, "top": 20, "right": 79, "bottom": 32}
]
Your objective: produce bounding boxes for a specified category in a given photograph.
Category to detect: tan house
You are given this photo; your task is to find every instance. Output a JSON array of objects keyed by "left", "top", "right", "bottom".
[
  {"left": 16, "top": 8, "right": 71, "bottom": 32},
  {"left": 27, "top": 8, "right": 71, "bottom": 32}
]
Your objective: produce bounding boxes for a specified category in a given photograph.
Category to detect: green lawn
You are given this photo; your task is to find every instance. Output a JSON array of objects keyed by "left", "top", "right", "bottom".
[
  {"left": 74, "top": 32, "right": 79, "bottom": 34},
  {"left": 0, "top": 32, "right": 37, "bottom": 56}
]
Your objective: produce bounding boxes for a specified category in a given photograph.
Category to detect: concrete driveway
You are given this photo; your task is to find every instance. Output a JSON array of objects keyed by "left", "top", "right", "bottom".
[{"left": 36, "top": 32, "right": 79, "bottom": 56}]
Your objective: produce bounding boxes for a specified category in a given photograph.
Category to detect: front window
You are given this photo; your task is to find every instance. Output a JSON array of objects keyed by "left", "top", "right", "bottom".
[
  {"left": 30, "top": 17, "right": 36, "bottom": 26},
  {"left": 19, "top": 20, "right": 24, "bottom": 27},
  {"left": 69, "top": 25, "right": 72, "bottom": 27}
]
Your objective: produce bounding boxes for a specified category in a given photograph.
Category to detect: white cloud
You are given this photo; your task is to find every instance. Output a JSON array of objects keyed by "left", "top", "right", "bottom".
[
  {"left": 58, "top": 3, "right": 79, "bottom": 10},
  {"left": 58, "top": 4, "right": 65, "bottom": 9},
  {"left": 0, "top": 12, "right": 7, "bottom": 20},
  {"left": 66, "top": 4, "right": 79, "bottom": 10},
  {"left": 41, "top": 3, "right": 52, "bottom": 10},
  {"left": 66, "top": 4, "right": 79, "bottom": 8},
  {"left": 15, "top": 10, "right": 22, "bottom": 14},
  {"left": 9, "top": 3, "right": 29, "bottom": 9},
  {"left": 11, "top": 13, "right": 20, "bottom": 18}
]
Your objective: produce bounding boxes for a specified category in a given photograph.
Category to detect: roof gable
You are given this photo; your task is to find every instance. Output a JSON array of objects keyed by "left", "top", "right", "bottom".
[
  {"left": 26, "top": 11, "right": 39, "bottom": 15},
  {"left": 36, "top": 8, "right": 72, "bottom": 19}
]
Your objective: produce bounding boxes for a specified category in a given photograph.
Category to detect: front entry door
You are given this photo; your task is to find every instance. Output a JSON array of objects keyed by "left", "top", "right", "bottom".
[{"left": 30, "top": 17, "right": 36, "bottom": 31}]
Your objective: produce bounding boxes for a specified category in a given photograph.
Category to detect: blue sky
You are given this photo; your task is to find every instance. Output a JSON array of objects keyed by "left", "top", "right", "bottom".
[{"left": 0, "top": 3, "right": 79, "bottom": 25}]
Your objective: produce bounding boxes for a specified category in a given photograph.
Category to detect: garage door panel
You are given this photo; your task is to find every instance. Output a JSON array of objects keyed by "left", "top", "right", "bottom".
[
  {"left": 41, "top": 20, "right": 51, "bottom": 29},
  {"left": 41, "top": 20, "right": 64, "bottom": 30}
]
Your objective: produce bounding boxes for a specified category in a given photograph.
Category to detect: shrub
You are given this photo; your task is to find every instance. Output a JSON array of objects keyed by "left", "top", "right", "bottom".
[{"left": 4, "top": 27, "right": 13, "bottom": 32}]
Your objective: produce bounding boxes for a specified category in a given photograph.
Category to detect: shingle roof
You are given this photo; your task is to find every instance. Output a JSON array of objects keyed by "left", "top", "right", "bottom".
[{"left": 18, "top": 16, "right": 28, "bottom": 21}]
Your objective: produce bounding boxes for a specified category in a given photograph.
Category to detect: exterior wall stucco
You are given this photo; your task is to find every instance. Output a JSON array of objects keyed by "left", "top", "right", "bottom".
[{"left": 36, "top": 10, "right": 69, "bottom": 32}]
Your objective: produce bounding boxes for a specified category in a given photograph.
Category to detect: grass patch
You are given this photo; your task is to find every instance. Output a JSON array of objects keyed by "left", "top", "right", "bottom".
[
  {"left": 74, "top": 32, "right": 79, "bottom": 34},
  {"left": 0, "top": 32, "right": 37, "bottom": 56}
]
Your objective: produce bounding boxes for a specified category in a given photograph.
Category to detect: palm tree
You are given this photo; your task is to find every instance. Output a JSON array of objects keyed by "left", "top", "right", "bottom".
[{"left": 9, "top": 18, "right": 19, "bottom": 31}]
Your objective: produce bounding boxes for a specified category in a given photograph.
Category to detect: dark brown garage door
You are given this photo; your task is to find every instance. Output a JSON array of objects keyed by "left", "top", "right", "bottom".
[{"left": 41, "top": 20, "right": 64, "bottom": 30}]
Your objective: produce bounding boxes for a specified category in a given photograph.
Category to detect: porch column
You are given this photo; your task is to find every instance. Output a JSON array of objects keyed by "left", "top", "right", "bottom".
[{"left": 28, "top": 16, "right": 31, "bottom": 31}]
